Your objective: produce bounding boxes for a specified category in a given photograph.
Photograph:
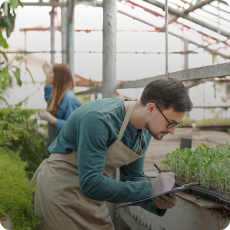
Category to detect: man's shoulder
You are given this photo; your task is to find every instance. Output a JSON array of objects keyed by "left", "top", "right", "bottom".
[
  {"left": 81, "top": 98, "right": 124, "bottom": 113},
  {"left": 70, "top": 98, "right": 125, "bottom": 124}
]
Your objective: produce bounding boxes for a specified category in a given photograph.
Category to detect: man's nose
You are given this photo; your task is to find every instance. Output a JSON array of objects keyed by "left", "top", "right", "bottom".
[{"left": 168, "top": 126, "right": 175, "bottom": 134}]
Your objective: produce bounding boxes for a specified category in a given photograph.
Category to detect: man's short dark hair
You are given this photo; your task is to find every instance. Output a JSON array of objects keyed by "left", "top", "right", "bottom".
[{"left": 140, "top": 78, "right": 193, "bottom": 112}]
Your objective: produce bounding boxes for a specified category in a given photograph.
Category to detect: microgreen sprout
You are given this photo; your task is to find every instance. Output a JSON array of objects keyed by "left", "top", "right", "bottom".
[{"left": 160, "top": 142, "right": 230, "bottom": 195}]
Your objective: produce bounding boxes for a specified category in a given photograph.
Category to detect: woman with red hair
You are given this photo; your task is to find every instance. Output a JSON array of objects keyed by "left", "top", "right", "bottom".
[{"left": 39, "top": 62, "right": 81, "bottom": 146}]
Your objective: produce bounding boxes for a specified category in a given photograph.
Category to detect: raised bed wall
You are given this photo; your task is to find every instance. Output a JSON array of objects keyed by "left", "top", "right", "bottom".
[{"left": 118, "top": 196, "right": 230, "bottom": 230}]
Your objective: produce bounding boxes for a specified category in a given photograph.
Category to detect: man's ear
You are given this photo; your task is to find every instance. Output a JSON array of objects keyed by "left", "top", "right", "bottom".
[{"left": 146, "top": 103, "right": 156, "bottom": 116}]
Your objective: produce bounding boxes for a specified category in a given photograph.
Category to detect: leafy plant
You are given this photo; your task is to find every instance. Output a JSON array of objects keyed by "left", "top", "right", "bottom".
[
  {"left": 160, "top": 142, "right": 230, "bottom": 196},
  {"left": 0, "top": 106, "right": 48, "bottom": 175},
  {"left": 0, "top": 1, "right": 20, "bottom": 39},
  {"left": 0, "top": 1, "right": 35, "bottom": 105},
  {"left": 182, "top": 116, "right": 230, "bottom": 127},
  {"left": 0, "top": 0, "right": 47, "bottom": 175},
  {"left": 0, "top": 149, "right": 43, "bottom": 229},
  {"left": 0, "top": 0, "right": 48, "bottom": 228},
  {"left": 74, "top": 90, "right": 90, "bottom": 105},
  {"left": 195, "top": 117, "right": 230, "bottom": 126}
]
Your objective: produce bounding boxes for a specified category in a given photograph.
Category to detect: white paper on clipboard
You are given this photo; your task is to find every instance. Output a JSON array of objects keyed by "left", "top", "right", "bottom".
[{"left": 116, "top": 182, "right": 201, "bottom": 209}]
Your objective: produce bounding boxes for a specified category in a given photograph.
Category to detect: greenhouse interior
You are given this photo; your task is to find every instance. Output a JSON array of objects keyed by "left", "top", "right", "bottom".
[{"left": 1, "top": 0, "right": 230, "bottom": 229}]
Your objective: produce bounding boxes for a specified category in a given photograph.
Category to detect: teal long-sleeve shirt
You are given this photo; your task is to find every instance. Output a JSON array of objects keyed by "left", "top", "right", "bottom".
[{"left": 47, "top": 98, "right": 166, "bottom": 216}]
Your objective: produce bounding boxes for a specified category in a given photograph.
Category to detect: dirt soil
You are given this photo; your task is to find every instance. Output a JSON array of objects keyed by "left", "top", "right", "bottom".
[{"left": 144, "top": 128, "right": 230, "bottom": 172}]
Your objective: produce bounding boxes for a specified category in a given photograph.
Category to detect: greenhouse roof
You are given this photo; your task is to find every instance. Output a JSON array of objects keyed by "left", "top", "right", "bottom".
[
  {"left": 21, "top": 0, "right": 230, "bottom": 59},
  {"left": 118, "top": 0, "right": 230, "bottom": 59}
]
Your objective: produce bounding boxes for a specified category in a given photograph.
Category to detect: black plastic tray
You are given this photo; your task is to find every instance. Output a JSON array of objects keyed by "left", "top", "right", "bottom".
[{"left": 175, "top": 180, "right": 230, "bottom": 209}]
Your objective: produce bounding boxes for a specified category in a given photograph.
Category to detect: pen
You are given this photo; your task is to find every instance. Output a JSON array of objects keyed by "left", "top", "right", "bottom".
[{"left": 154, "top": 164, "right": 163, "bottom": 173}]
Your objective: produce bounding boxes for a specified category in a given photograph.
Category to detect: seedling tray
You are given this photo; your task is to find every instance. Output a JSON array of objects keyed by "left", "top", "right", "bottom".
[{"left": 175, "top": 180, "right": 230, "bottom": 209}]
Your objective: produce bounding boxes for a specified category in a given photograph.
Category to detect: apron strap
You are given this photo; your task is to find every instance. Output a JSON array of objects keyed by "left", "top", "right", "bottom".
[{"left": 118, "top": 101, "right": 136, "bottom": 141}]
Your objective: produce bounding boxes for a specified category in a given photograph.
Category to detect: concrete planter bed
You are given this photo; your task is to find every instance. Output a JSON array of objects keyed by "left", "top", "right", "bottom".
[
  {"left": 118, "top": 194, "right": 230, "bottom": 230},
  {"left": 0, "top": 218, "right": 13, "bottom": 230},
  {"left": 117, "top": 175, "right": 230, "bottom": 230},
  {"left": 176, "top": 180, "right": 230, "bottom": 210}
]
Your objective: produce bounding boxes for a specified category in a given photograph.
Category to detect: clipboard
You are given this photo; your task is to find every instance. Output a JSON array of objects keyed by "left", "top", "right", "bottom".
[{"left": 115, "top": 182, "right": 201, "bottom": 209}]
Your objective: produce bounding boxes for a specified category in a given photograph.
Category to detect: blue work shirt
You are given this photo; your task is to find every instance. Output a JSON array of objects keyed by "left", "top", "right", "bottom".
[{"left": 44, "top": 85, "right": 81, "bottom": 133}]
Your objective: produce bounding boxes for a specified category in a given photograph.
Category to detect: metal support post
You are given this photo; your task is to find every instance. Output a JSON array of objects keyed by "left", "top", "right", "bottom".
[
  {"left": 182, "top": 39, "right": 190, "bottom": 116},
  {"left": 61, "top": 3, "right": 67, "bottom": 64},
  {"left": 102, "top": 0, "right": 118, "bottom": 226},
  {"left": 102, "top": 0, "right": 117, "bottom": 98},
  {"left": 94, "top": 80, "right": 97, "bottom": 100},
  {"left": 67, "top": 0, "right": 75, "bottom": 86},
  {"left": 165, "top": 0, "right": 169, "bottom": 77},
  {"left": 183, "top": 39, "right": 189, "bottom": 70},
  {"left": 49, "top": 8, "right": 57, "bottom": 64}
]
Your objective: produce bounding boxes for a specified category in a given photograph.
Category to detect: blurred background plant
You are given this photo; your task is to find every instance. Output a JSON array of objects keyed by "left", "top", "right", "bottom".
[
  {"left": 0, "top": 0, "right": 47, "bottom": 175},
  {"left": 183, "top": 115, "right": 230, "bottom": 127},
  {"left": 0, "top": 0, "right": 35, "bottom": 99},
  {"left": 0, "top": 0, "right": 47, "bottom": 228},
  {"left": 0, "top": 149, "right": 43, "bottom": 229}
]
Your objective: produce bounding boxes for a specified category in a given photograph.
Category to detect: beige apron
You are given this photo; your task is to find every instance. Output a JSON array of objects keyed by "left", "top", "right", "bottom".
[{"left": 30, "top": 101, "right": 143, "bottom": 230}]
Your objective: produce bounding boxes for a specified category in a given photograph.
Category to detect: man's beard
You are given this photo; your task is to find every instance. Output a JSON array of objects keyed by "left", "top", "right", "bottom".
[{"left": 145, "top": 122, "right": 168, "bottom": 140}]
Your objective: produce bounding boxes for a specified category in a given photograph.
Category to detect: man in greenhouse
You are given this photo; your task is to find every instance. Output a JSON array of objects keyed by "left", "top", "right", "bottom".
[{"left": 31, "top": 77, "right": 193, "bottom": 230}]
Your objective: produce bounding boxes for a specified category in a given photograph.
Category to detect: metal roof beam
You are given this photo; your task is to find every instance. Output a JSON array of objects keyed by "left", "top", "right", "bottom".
[
  {"left": 183, "top": 0, "right": 215, "bottom": 14},
  {"left": 76, "top": 62, "right": 230, "bottom": 95},
  {"left": 143, "top": 0, "right": 230, "bottom": 38},
  {"left": 117, "top": 8, "right": 230, "bottom": 59},
  {"left": 21, "top": 1, "right": 67, "bottom": 7},
  {"left": 177, "top": 0, "right": 230, "bottom": 24},
  {"left": 166, "top": 0, "right": 215, "bottom": 27}
]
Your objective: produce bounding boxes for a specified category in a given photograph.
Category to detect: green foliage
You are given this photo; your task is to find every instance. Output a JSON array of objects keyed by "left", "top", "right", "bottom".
[
  {"left": 0, "top": 65, "right": 12, "bottom": 90},
  {"left": 0, "top": 1, "right": 20, "bottom": 38},
  {"left": 182, "top": 116, "right": 230, "bottom": 126},
  {"left": 182, "top": 116, "right": 194, "bottom": 126},
  {"left": 0, "top": 149, "right": 43, "bottom": 229},
  {"left": 0, "top": 1, "right": 35, "bottom": 104},
  {"left": 0, "top": 106, "right": 48, "bottom": 175},
  {"left": 0, "top": 31, "right": 8, "bottom": 48},
  {"left": 12, "top": 66, "right": 22, "bottom": 86},
  {"left": 75, "top": 90, "right": 90, "bottom": 105},
  {"left": 160, "top": 142, "right": 230, "bottom": 196},
  {"left": 0, "top": 0, "right": 46, "bottom": 175},
  {"left": 213, "top": 80, "right": 230, "bottom": 105},
  {"left": 0, "top": 56, "right": 35, "bottom": 103},
  {"left": 196, "top": 117, "right": 230, "bottom": 126},
  {"left": 0, "top": 1, "right": 46, "bottom": 228}
]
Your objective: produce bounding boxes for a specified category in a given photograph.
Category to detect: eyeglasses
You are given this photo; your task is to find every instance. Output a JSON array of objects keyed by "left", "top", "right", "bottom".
[{"left": 155, "top": 104, "right": 183, "bottom": 128}]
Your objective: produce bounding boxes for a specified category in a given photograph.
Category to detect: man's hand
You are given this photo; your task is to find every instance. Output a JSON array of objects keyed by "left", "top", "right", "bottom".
[
  {"left": 151, "top": 172, "right": 175, "bottom": 196},
  {"left": 152, "top": 193, "right": 177, "bottom": 209}
]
